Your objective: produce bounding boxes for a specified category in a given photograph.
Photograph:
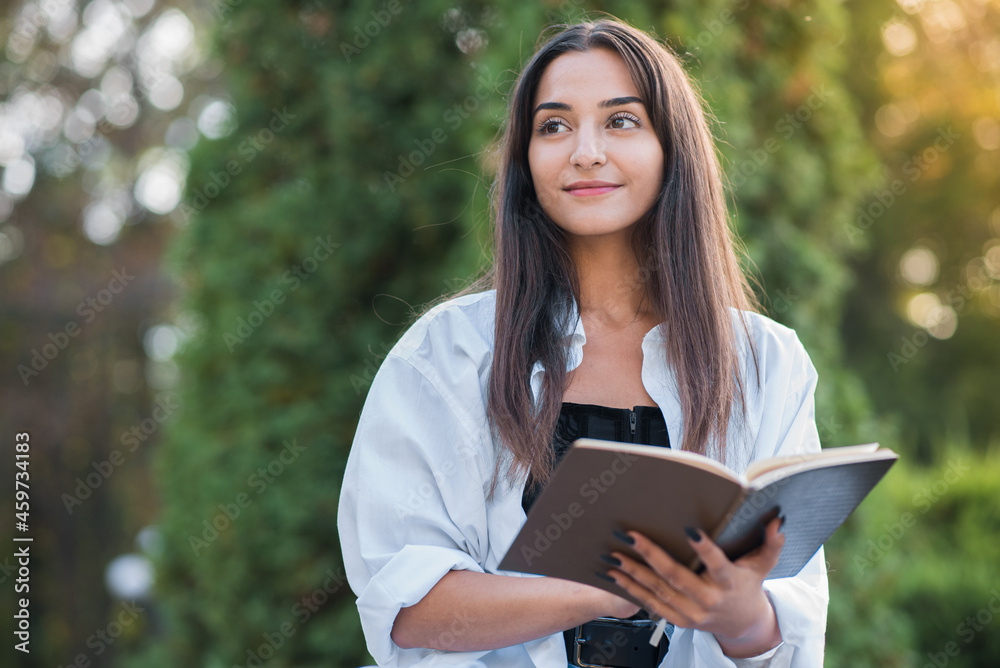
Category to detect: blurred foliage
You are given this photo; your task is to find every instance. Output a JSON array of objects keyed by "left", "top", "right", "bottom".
[
  {"left": 826, "top": 443, "right": 1000, "bottom": 666},
  {"left": 125, "top": 0, "right": 495, "bottom": 665},
  {"left": 656, "top": 0, "right": 884, "bottom": 448},
  {"left": 0, "top": 1, "right": 217, "bottom": 666},
  {"left": 839, "top": 0, "right": 1000, "bottom": 458}
]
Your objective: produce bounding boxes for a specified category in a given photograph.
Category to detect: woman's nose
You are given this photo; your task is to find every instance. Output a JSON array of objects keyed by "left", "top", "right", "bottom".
[{"left": 570, "top": 126, "right": 606, "bottom": 169}]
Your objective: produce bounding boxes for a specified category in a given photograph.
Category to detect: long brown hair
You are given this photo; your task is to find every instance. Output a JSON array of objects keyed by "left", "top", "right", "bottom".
[{"left": 472, "top": 18, "right": 760, "bottom": 493}]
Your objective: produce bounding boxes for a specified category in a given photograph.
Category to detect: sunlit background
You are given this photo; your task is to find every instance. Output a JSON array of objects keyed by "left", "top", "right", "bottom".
[
  {"left": 872, "top": 0, "right": 1000, "bottom": 341},
  {"left": 1, "top": 0, "right": 998, "bottom": 666}
]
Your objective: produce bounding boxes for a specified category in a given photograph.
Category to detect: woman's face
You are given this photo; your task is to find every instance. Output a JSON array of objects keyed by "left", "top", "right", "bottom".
[{"left": 527, "top": 48, "right": 664, "bottom": 242}]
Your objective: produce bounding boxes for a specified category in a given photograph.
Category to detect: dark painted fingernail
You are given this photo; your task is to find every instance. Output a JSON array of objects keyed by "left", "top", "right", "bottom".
[
  {"left": 684, "top": 527, "right": 702, "bottom": 542},
  {"left": 613, "top": 530, "right": 635, "bottom": 545},
  {"left": 594, "top": 570, "right": 617, "bottom": 583},
  {"left": 779, "top": 515, "right": 786, "bottom": 533},
  {"left": 600, "top": 553, "right": 622, "bottom": 567}
]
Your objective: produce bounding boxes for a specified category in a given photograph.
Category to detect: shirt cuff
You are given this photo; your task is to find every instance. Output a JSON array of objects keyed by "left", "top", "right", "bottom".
[
  {"left": 730, "top": 641, "right": 787, "bottom": 667},
  {"left": 355, "top": 544, "right": 484, "bottom": 665}
]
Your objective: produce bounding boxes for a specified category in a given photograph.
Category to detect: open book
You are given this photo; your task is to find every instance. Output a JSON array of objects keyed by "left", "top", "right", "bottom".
[{"left": 498, "top": 439, "right": 897, "bottom": 591}]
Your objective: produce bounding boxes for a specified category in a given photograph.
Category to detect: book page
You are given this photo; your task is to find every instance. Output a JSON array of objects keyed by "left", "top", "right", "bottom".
[
  {"left": 744, "top": 443, "right": 883, "bottom": 482},
  {"left": 714, "top": 456, "right": 897, "bottom": 578}
]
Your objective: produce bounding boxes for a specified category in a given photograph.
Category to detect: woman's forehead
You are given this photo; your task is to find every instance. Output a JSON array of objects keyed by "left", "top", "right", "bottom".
[{"left": 534, "top": 48, "right": 640, "bottom": 106}]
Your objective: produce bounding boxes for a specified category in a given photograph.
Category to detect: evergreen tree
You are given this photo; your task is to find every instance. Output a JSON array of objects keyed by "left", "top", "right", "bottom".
[{"left": 138, "top": 1, "right": 496, "bottom": 665}]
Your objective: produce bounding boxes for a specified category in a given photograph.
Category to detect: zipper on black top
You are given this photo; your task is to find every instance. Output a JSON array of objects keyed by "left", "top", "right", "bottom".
[{"left": 629, "top": 409, "right": 637, "bottom": 439}]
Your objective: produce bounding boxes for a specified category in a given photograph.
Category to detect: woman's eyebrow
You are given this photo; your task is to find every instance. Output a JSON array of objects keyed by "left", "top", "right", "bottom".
[
  {"left": 599, "top": 96, "right": 644, "bottom": 109},
  {"left": 532, "top": 101, "right": 571, "bottom": 115},
  {"left": 532, "top": 96, "right": 645, "bottom": 116}
]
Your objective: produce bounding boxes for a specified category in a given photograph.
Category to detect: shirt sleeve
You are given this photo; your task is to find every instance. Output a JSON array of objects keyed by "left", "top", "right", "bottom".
[
  {"left": 664, "top": 326, "right": 828, "bottom": 667},
  {"left": 755, "top": 333, "right": 828, "bottom": 666},
  {"left": 338, "top": 352, "right": 494, "bottom": 666}
]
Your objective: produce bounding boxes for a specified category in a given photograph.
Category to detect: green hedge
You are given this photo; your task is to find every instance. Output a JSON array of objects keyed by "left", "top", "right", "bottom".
[{"left": 826, "top": 443, "right": 1000, "bottom": 666}]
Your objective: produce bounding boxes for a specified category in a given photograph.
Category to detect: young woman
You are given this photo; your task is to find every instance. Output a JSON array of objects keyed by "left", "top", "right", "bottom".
[{"left": 339, "top": 17, "right": 828, "bottom": 668}]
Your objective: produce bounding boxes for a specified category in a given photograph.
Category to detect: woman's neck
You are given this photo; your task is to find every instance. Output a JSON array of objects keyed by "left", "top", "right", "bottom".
[{"left": 568, "top": 231, "right": 651, "bottom": 328}]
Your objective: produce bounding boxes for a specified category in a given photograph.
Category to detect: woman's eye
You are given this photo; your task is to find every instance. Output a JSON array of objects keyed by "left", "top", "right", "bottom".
[
  {"left": 609, "top": 114, "right": 640, "bottom": 130},
  {"left": 538, "top": 119, "right": 567, "bottom": 134}
]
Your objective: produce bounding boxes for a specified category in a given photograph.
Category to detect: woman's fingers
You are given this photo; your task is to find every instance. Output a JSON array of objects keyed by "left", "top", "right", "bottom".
[
  {"left": 604, "top": 562, "right": 697, "bottom": 628},
  {"left": 683, "top": 527, "right": 734, "bottom": 586},
  {"left": 735, "top": 516, "right": 786, "bottom": 577},
  {"left": 604, "top": 521, "right": 786, "bottom": 642},
  {"left": 616, "top": 530, "right": 701, "bottom": 596}
]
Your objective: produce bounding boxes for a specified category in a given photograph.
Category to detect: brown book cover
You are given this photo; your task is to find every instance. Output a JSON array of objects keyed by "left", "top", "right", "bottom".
[{"left": 498, "top": 439, "right": 898, "bottom": 596}]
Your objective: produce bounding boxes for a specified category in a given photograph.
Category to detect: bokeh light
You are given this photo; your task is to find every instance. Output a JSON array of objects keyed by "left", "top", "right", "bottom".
[
  {"left": 2, "top": 155, "right": 36, "bottom": 198},
  {"left": 165, "top": 117, "right": 199, "bottom": 150},
  {"left": 0, "top": 224, "right": 24, "bottom": 264},
  {"left": 984, "top": 241, "right": 1000, "bottom": 280},
  {"left": 906, "top": 291, "right": 958, "bottom": 339},
  {"left": 122, "top": 0, "right": 155, "bottom": 19},
  {"left": 196, "top": 99, "right": 236, "bottom": 139},
  {"left": 134, "top": 148, "right": 188, "bottom": 214},
  {"left": 899, "top": 246, "right": 939, "bottom": 285},
  {"left": 882, "top": 19, "right": 918, "bottom": 56},
  {"left": 71, "top": 0, "right": 130, "bottom": 78},
  {"left": 144, "top": 9, "right": 195, "bottom": 61},
  {"left": 0, "top": 192, "right": 13, "bottom": 221},
  {"left": 972, "top": 117, "right": 1000, "bottom": 151},
  {"left": 148, "top": 75, "right": 184, "bottom": 111},
  {"left": 63, "top": 106, "right": 97, "bottom": 143},
  {"left": 104, "top": 553, "right": 154, "bottom": 600},
  {"left": 143, "top": 323, "right": 184, "bottom": 361},
  {"left": 82, "top": 199, "right": 126, "bottom": 245},
  {"left": 0, "top": 125, "right": 26, "bottom": 165},
  {"left": 100, "top": 65, "right": 134, "bottom": 98}
]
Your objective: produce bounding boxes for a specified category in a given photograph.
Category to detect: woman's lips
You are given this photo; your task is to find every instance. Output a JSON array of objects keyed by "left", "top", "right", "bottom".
[{"left": 565, "top": 185, "right": 621, "bottom": 197}]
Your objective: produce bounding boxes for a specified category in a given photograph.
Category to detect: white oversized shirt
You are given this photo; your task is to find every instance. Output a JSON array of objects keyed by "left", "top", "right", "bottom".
[{"left": 338, "top": 290, "right": 828, "bottom": 667}]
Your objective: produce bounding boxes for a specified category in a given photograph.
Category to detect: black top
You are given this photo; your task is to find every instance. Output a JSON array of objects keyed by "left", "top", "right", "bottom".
[{"left": 521, "top": 402, "right": 670, "bottom": 512}]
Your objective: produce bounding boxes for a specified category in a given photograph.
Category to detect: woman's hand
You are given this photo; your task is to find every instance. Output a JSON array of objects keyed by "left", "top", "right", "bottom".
[
  {"left": 604, "top": 516, "right": 785, "bottom": 658},
  {"left": 587, "top": 585, "right": 642, "bottom": 619}
]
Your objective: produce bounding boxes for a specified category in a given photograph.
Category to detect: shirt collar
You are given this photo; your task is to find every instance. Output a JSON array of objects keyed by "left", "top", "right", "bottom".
[
  {"left": 526, "top": 295, "right": 678, "bottom": 436},
  {"left": 527, "top": 295, "right": 669, "bottom": 401}
]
